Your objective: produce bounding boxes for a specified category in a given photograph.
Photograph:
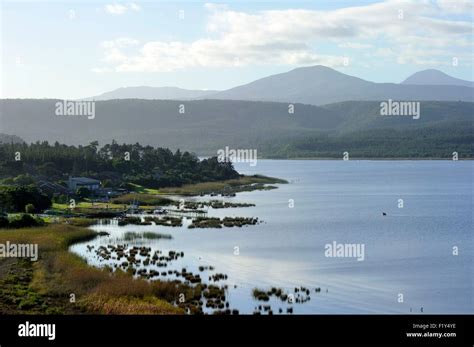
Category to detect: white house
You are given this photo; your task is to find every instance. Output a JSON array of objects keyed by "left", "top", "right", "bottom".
[{"left": 68, "top": 177, "right": 101, "bottom": 192}]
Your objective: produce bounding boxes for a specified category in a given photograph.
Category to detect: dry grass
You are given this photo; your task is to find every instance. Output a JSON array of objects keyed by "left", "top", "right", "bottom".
[
  {"left": 52, "top": 201, "right": 124, "bottom": 210},
  {"left": 0, "top": 224, "right": 95, "bottom": 252},
  {"left": 67, "top": 217, "right": 99, "bottom": 227},
  {"left": 0, "top": 224, "right": 183, "bottom": 314},
  {"left": 159, "top": 175, "right": 287, "bottom": 195},
  {"left": 82, "top": 294, "right": 181, "bottom": 314},
  {"left": 111, "top": 193, "right": 173, "bottom": 206}
]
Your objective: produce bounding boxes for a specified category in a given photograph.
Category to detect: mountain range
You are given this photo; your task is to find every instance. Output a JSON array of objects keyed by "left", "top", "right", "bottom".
[
  {"left": 84, "top": 66, "right": 473, "bottom": 106},
  {"left": 1, "top": 65, "right": 472, "bottom": 158}
]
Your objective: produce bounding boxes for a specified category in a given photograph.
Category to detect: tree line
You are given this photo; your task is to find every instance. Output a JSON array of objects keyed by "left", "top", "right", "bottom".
[{"left": 0, "top": 140, "right": 239, "bottom": 206}]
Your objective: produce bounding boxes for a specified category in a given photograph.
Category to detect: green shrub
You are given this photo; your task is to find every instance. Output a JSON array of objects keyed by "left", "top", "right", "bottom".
[
  {"left": 52, "top": 194, "right": 69, "bottom": 204},
  {"left": 0, "top": 185, "right": 51, "bottom": 213},
  {"left": 9, "top": 214, "right": 44, "bottom": 228},
  {"left": 25, "top": 204, "right": 35, "bottom": 214}
]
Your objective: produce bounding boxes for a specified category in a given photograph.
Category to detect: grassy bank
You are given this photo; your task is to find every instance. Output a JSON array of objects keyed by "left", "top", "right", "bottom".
[
  {"left": 159, "top": 175, "right": 287, "bottom": 196},
  {"left": 52, "top": 201, "right": 125, "bottom": 211},
  {"left": 0, "top": 224, "right": 186, "bottom": 314},
  {"left": 110, "top": 193, "right": 173, "bottom": 206}
]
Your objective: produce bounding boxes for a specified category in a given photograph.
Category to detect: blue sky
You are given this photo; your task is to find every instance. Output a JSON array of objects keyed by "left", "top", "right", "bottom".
[{"left": 1, "top": 0, "right": 473, "bottom": 99}]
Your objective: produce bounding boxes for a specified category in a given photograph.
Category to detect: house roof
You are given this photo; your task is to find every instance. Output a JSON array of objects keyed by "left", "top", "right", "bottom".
[
  {"left": 39, "top": 181, "right": 68, "bottom": 190},
  {"left": 69, "top": 177, "right": 100, "bottom": 184}
]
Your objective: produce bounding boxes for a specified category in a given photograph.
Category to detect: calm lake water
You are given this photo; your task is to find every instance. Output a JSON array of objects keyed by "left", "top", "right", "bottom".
[{"left": 70, "top": 160, "right": 473, "bottom": 314}]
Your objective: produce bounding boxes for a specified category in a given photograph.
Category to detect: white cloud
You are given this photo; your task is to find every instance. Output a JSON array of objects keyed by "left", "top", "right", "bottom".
[
  {"left": 105, "top": 4, "right": 127, "bottom": 15},
  {"left": 95, "top": 0, "right": 473, "bottom": 72},
  {"left": 339, "top": 42, "right": 374, "bottom": 49},
  {"left": 99, "top": 38, "right": 140, "bottom": 65},
  {"left": 437, "top": 0, "right": 473, "bottom": 14},
  {"left": 129, "top": 3, "right": 141, "bottom": 12},
  {"left": 105, "top": 3, "right": 141, "bottom": 15}
]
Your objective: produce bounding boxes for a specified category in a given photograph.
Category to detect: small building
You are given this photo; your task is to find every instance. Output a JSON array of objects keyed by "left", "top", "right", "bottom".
[
  {"left": 38, "top": 181, "right": 69, "bottom": 197},
  {"left": 68, "top": 177, "right": 101, "bottom": 192}
]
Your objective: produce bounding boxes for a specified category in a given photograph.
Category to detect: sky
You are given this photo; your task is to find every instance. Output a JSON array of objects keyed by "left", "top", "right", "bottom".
[{"left": 1, "top": 0, "right": 473, "bottom": 99}]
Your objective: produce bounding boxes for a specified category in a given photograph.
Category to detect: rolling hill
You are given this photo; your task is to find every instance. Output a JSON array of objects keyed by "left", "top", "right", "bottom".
[{"left": 0, "top": 99, "right": 472, "bottom": 158}]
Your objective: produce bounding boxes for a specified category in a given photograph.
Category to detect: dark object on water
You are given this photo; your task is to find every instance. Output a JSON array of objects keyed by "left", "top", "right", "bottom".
[{"left": 382, "top": 212, "right": 387, "bottom": 216}]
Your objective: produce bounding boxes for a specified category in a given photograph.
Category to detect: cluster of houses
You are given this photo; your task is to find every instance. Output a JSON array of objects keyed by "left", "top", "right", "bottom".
[{"left": 38, "top": 176, "right": 126, "bottom": 201}]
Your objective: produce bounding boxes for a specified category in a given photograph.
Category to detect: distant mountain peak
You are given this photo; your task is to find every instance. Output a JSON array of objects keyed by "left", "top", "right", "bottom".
[
  {"left": 289, "top": 65, "right": 355, "bottom": 76},
  {"left": 292, "top": 64, "right": 336, "bottom": 71},
  {"left": 85, "top": 86, "right": 219, "bottom": 101},
  {"left": 401, "top": 69, "right": 473, "bottom": 87}
]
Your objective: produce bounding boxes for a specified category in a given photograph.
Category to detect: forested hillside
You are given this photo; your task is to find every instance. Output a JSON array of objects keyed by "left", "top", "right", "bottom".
[{"left": 1, "top": 99, "right": 472, "bottom": 158}]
